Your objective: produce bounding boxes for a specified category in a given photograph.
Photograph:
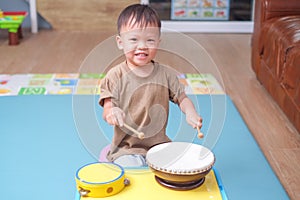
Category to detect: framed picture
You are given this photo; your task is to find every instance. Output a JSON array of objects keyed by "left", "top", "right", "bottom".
[{"left": 171, "top": 0, "right": 229, "bottom": 20}]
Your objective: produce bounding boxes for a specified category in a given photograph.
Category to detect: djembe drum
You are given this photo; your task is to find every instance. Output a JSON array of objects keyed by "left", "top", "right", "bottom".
[{"left": 146, "top": 142, "right": 215, "bottom": 190}]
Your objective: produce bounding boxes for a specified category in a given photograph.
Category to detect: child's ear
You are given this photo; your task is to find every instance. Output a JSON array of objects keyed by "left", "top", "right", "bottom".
[{"left": 116, "top": 35, "right": 123, "bottom": 50}]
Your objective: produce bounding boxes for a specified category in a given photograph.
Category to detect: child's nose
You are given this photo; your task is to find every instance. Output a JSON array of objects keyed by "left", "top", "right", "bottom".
[{"left": 137, "top": 41, "right": 147, "bottom": 49}]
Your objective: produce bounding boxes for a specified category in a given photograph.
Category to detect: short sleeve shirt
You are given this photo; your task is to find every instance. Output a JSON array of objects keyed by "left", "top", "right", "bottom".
[{"left": 99, "top": 61, "right": 186, "bottom": 161}]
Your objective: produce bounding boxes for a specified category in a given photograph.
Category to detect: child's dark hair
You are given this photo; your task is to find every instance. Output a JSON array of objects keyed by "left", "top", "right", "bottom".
[{"left": 117, "top": 4, "right": 161, "bottom": 34}]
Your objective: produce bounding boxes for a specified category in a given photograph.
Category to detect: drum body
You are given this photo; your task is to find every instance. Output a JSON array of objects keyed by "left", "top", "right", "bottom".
[
  {"left": 146, "top": 142, "right": 215, "bottom": 187},
  {"left": 75, "top": 162, "right": 129, "bottom": 197}
]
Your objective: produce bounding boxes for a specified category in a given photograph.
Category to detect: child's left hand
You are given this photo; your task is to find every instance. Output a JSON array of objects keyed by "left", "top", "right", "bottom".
[
  {"left": 186, "top": 112, "right": 203, "bottom": 130},
  {"left": 179, "top": 97, "right": 203, "bottom": 138},
  {"left": 186, "top": 112, "right": 203, "bottom": 138}
]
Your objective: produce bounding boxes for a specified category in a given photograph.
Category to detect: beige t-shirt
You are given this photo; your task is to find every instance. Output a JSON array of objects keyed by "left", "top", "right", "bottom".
[{"left": 99, "top": 61, "right": 186, "bottom": 161}]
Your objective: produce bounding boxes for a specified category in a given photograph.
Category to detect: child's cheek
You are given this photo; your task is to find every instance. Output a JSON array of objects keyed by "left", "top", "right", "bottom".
[{"left": 124, "top": 45, "right": 136, "bottom": 54}]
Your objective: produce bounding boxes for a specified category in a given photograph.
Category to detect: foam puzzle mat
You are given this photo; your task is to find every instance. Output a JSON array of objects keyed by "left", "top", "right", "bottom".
[{"left": 0, "top": 73, "right": 224, "bottom": 96}]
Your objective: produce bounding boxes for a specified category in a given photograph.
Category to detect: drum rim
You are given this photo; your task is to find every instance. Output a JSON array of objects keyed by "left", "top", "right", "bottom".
[
  {"left": 146, "top": 142, "right": 215, "bottom": 175},
  {"left": 76, "top": 162, "right": 125, "bottom": 184}
]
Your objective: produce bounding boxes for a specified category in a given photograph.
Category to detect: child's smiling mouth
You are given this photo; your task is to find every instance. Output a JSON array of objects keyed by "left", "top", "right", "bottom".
[{"left": 135, "top": 52, "right": 148, "bottom": 57}]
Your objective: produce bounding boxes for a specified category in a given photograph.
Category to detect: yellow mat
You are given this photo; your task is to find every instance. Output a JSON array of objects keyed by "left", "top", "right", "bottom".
[{"left": 79, "top": 168, "right": 223, "bottom": 200}]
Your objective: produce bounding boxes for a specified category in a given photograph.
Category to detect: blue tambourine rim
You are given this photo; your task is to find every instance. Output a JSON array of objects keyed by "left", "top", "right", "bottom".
[{"left": 76, "top": 162, "right": 125, "bottom": 185}]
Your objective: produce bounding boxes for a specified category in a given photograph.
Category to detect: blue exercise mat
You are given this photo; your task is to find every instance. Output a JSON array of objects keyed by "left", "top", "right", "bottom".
[{"left": 0, "top": 95, "right": 289, "bottom": 200}]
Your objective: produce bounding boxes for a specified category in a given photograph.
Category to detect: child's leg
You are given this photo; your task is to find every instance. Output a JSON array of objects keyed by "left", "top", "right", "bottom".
[{"left": 114, "top": 154, "right": 147, "bottom": 167}]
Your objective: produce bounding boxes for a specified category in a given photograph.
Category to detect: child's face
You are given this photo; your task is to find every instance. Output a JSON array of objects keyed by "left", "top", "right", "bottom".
[{"left": 116, "top": 23, "right": 161, "bottom": 68}]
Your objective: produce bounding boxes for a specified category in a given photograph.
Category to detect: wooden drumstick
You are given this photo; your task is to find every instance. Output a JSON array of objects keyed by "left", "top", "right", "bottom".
[
  {"left": 191, "top": 118, "right": 204, "bottom": 139},
  {"left": 197, "top": 126, "right": 204, "bottom": 139},
  {"left": 123, "top": 123, "right": 145, "bottom": 140}
]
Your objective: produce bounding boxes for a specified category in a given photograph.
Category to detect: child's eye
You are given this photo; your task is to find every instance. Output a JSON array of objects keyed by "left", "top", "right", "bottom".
[
  {"left": 129, "top": 38, "right": 137, "bottom": 42},
  {"left": 147, "top": 39, "right": 155, "bottom": 42}
]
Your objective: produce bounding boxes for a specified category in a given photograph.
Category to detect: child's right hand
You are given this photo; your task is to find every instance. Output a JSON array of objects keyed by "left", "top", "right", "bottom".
[{"left": 105, "top": 107, "right": 125, "bottom": 127}]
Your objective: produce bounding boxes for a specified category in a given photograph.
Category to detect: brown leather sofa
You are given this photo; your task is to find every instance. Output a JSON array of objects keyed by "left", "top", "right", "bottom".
[{"left": 252, "top": 0, "right": 300, "bottom": 133}]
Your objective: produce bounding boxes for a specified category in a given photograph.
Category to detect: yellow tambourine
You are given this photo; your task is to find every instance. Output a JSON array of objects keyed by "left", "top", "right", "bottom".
[{"left": 75, "top": 162, "right": 130, "bottom": 198}]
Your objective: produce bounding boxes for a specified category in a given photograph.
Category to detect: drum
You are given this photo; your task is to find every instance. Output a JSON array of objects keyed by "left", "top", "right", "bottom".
[
  {"left": 75, "top": 162, "right": 130, "bottom": 197},
  {"left": 146, "top": 142, "right": 215, "bottom": 190}
]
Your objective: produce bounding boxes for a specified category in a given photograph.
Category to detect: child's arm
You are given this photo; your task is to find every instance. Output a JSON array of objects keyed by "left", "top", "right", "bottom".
[
  {"left": 102, "top": 98, "right": 125, "bottom": 126},
  {"left": 179, "top": 97, "right": 203, "bottom": 129}
]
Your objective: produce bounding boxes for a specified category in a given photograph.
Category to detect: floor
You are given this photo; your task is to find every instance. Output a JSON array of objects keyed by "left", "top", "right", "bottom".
[{"left": 0, "top": 29, "right": 299, "bottom": 200}]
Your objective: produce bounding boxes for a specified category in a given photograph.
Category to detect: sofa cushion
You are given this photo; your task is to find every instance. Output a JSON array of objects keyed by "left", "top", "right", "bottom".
[{"left": 259, "top": 15, "right": 300, "bottom": 80}]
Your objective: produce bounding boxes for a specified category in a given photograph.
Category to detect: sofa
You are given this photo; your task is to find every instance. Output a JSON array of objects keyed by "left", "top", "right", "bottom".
[{"left": 251, "top": 0, "right": 300, "bottom": 133}]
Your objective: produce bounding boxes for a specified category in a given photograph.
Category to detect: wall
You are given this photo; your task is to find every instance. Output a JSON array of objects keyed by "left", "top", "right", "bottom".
[
  {"left": 0, "top": 0, "right": 140, "bottom": 31},
  {"left": 36, "top": 0, "right": 139, "bottom": 31}
]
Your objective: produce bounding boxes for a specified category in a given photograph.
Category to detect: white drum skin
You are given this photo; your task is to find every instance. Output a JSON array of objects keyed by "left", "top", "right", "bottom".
[{"left": 146, "top": 142, "right": 215, "bottom": 183}]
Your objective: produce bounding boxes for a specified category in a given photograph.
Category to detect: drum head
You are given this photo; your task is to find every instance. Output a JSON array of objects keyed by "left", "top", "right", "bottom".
[
  {"left": 146, "top": 142, "right": 215, "bottom": 175},
  {"left": 76, "top": 162, "right": 124, "bottom": 184}
]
